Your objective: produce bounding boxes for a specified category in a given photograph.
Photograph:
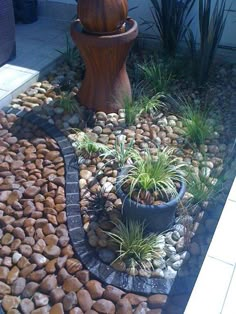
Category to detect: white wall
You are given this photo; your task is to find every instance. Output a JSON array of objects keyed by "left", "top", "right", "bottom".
[
  {"left": 129, "top": 0, "right": 236, "bottom": 48},
  {"left": 39, "top": 0, "right": 236, "bottom": 48}
]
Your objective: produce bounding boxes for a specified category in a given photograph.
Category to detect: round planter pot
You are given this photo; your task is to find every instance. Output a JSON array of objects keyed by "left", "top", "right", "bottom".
[
  {"left": 78, "top": 0, "right": 128, "bottom": 34},
  {"left": 116, "top": 168, "right": 186, "bottom": 233}
]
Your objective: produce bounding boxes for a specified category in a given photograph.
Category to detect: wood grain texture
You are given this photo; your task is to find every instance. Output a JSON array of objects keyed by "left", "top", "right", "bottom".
[
  {"left": 78, "top": 0, "right": 128, "bottom": 34},
  {"left": 71, "top": 19, "right": 138, "bottom": 113}
]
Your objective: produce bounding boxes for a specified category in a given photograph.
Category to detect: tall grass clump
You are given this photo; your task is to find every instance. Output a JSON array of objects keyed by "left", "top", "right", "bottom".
[{"left": 149, "top": 0, "right": 195, "bottom": 56}]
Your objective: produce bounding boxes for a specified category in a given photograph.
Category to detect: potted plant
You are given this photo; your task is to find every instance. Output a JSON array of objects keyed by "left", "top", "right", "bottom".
[{"left": 116, "top": 148, "right": 186, "bottom": 232}]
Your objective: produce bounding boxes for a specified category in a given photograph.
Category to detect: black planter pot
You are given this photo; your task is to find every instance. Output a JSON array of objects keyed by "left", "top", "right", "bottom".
[{"left": 116, "top": 168, "right": 186, "bottom": 233}]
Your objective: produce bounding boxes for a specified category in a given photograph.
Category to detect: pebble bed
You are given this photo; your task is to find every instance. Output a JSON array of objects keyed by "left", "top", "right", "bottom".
[
  {"left": 0, "top": 56, "right": 235, "bottom": 313},
  {"left": 0, "top": 110, "right": 169, "bottom": 313}
]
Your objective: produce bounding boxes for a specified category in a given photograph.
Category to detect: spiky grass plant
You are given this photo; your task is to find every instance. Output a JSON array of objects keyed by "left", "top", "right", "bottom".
[
  {"left": 120, "top": 148, "right": 186, "bottom": 203},
  {"left": 187, "top": 171, "right": 219, "bottom": 205},
  {"left": 123, "top": 96, "right": 142, "bottom": 126},
  {"left": 181, "top": 101, "right": 212, "bottom": 146},
  {"left": 139, "top": 93, "right": 166, "bottom": 116},
  {"left": 85, "top": 191, "right": 109, "bottom": 220},
  {"left": 139, "top": 60, "right": 173, "bottom": 94},
  {"left": 186, "top": 0, "right": 228, "bottom": 85},
  {"left": 101, "top": 138, "right": 139, "bottom": 168},
  {"left": 72, "top": 130, "right": 110, "bottom": 157},
  {"left": 149, "top": 0, "right": 195, "bottom": 57},
  {"left": 58, "top": 92, "right": 78, "bottom": 114},
  {"left": 56, "top": 34, "right": 79, "bottom": 67},
  {"left": 107, "top": 220, "right": 165, "bottom": 271}
]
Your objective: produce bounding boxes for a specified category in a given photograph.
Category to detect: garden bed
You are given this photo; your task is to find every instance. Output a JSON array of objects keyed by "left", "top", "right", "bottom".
[{"left": 0, "top": 50, "right": 235, "bottom": 313}]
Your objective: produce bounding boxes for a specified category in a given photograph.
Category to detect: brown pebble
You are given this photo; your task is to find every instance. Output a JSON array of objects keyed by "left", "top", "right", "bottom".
[
  {"left": 50, "top": 287, "right": 65, "bottom": 305},
  {"left": 92, "top": 299, "right": 115, "bottom": 314},
  {"left": 86, "top": 280, "right": 105, "bottom": 299},
  {"left": 116, "top": 298, "right": 132, "bottom": 314},
  {"left": 2, "top": 295, "right": 20, "bottom": 312},
  {"left": 50, "top": 303, "right": 64, "bottom": 314},
  {"left": 77, "top": 289, "right": 93, "bottom": 312},
  {"left": 40, "top": 274, "right": 57, "bottom": 293}
]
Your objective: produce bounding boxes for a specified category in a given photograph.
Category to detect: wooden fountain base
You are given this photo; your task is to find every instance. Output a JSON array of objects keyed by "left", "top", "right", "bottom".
[{"left": 71, "top": 19, "right": 138, "bottom": 113}]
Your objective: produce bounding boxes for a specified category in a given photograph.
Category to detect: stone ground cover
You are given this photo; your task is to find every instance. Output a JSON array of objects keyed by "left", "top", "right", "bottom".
[{"left": 0, "top": 50, "right": 235, "bottom": 313}]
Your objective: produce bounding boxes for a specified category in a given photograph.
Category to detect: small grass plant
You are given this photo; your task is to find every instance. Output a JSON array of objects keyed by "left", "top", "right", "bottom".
[
  {"left": 58, "top": 92, "right": 78, "bottom": 114},
  {"left": 120, "top": 148, "right": 186, "bottom": 203},
  {"left": 123, "top": 96, "right": 142, "bottom": 126},
  {"left": 106, "top": 219, "right": 165, "bottom": 271},
  {"left": 186, "top": 171, "right": 220, "bottom": 205},
  {"left": 139, "top": 60, "right": 173, "bottom": 94},
  {"left": 56, "top": 34, "right": 79, "bottom": 67},
  {"left": 139, "top": 93, "right": 166, "bottom": 116},
  {"left": 180, "top": 99, "right": 213, "bottom": 146},
  {"left": 101, "top": 138, "right": 139, "bottom": 168},
  {"left": 71, "top": 130, "right": 110, "bottom": 157},
  {"left": 85, "top": 191, "right": 109, "bottom": 221}
]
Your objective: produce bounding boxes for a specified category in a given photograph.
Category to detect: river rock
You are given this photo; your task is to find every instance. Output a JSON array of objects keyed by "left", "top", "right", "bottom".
[
  {"left": 0, "top": 266, "right": 9, "bottom": 281},
  {"left": 92, "top": 299, "right": 115, "bottom": 314},
  {"left": 20, "top": 298, "right": 35, "bottom": 314},
  {"left": 123, "top": 294, "right": 147, "bottom": 306},
  {"left": 103, "top": 285, "right": 125, "bottom": 303},
  {"left": 148, "top": 294, "right": 167, "bottom": 309},
  {"left": 50, "top": 287, "right": 65, "bottom": 305},
  {"left": 77, "top": 289, "right": 93, "bottom": 312},
  {"left": 50, "top": 303, "right": 64, "bottom": 314},
  {"left": 86, "top": 280, "right": 105, "bottom": 299},
  {"left": 22, "top": 282, "right": 39, "bottom": 298},
  {"left": 12, "top": 277, "right": 26, "bottom": 296},
  {"left": 2, "top": 295, "right": 20, "bottom": 312},
  {"left": 0, "top": 282, "right": 11, "bottom": 296},
  {"left": 63, "top": 292, "right": 77, "bottom": 311},
  {"left": 116, "top": 298, "right": 132, "bottom": 314},
  {"left": 40, "top": 274, "right": 57, "bottom": 293},
  {"left": 63, "top": 277, "right": 83, "bottom": 293},
  {"left": 33, "top": 292, "right": 49, "bottom": 307}
]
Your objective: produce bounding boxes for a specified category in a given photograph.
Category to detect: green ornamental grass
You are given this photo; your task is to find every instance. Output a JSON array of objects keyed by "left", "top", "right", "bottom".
[
  {"left": 120, "top": 148, "right": 186, "bottom": 202},
  {"left": 101, "top": 138, "right": 139, "bottom": 168},
  {"left": 72, "top": 130, "right": 110, "bottom": 156},
  {"left": 187, "top": 171, "right": 220, "bottom": 205},
  {"left": 107, "top": 220, "right": 165, "bottom": 271},
  {"left": 59, "top": 92, "right": 78, "bottom": 114},
  {"left": 181, "top": 102, "right": 212, "bottom": 146},
  {"left": 139, "top": 60, "right": 173, "bottom": 94}
]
